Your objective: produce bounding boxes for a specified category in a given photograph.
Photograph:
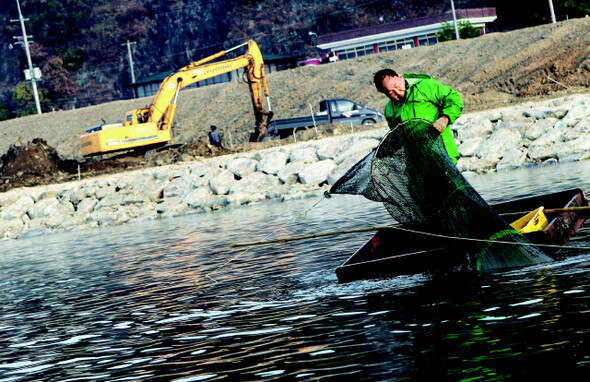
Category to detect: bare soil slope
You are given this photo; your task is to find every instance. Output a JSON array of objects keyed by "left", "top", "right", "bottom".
[{"left": 0, "top": 18, "right": 589, "bottom": 191}]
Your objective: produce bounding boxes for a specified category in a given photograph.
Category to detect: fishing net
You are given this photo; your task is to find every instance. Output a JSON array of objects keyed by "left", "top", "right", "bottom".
[{"left": 330, "top": 119, "right": 551, "bottom": 271}]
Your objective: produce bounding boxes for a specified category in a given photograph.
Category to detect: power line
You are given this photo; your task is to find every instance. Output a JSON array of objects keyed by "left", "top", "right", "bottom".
[{"left": 11, "top": 0, "right": 42, "bottom": 115}]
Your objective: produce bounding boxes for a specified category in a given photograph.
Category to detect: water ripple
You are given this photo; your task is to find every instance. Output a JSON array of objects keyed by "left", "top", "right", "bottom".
[{"left": 1, "top": 163, "right": 590, "bottom": 380}]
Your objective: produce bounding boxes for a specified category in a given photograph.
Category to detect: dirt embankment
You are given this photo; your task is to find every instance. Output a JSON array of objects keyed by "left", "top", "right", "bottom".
[{"left": 0, "top": 17, "right": 589, "bottom": 192}]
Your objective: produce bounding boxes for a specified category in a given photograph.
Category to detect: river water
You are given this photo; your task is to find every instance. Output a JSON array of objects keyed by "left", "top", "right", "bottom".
[{"left": 1, "top": 161, "right": 589, "bottom": 381}]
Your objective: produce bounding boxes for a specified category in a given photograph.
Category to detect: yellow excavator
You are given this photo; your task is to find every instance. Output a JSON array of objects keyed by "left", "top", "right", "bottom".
[{"left": 80, "top": 40, "right": 273, "bottom": 157}]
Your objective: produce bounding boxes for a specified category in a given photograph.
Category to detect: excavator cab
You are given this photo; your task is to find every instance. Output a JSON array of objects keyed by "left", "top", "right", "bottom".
[{"left": 124, "top": 109, "right": 150, "bottom": 126}]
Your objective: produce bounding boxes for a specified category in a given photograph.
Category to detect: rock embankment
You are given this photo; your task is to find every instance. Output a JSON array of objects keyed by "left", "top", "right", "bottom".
[
  {"left": 456, "top": 94, "right": 590, "bottom": 172},
  {"left": 0, "top": 94, "right": 589, "bottom": 240}
]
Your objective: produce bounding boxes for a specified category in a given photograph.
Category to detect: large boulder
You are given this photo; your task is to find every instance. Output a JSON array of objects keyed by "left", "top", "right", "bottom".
[
  {"left": 230, "top": 172, "right": 281, "bottom": 195},
  {"left": 456, "top": 118, "right": 494, "bottom": 140},
  {"left": 475, "top": 128, "right": 521, "bottom": 161},
  {"left": 334, "top": 139, "right": 378, "bottom": 165},
  {"left": 327, "top": 155, "right": 365, "bottom": 186},
  {"left": 457, "top": 137, "right": 484, "bottom": 157},
  {"left": 209, "top": 170, "right": 237, "bottom": 195},
  {"left": 564, "top": 118, "right": 590, "bottom": 140},
  {"left": 456, "top": 156, "right": 498, "bottom": 173},
  {"left": 523, "top": 118, "right": 557, "bottom": 141},
  {"left": 190, "top": 162, "right": 221, "bottom": 187},
  {"left": 561, "top": 99, "right": 590, "bottom": 127},
  {"left": 288, "top": 145, "right": 318, "bottom": 163},
  {"left": 557, "top": 135, "right": 590, "bottom": 160},
  {"left": 277, "top": 161, "right": 306, "bottom": 184},
  {"left": 184, "top": 187, "right": 214, "bottom": 209},
  {"left": 316, "top": 140, "right": 345, "bottom": 160},
  {"left": 298, "top": 159, "right": 337, "bottom": 186},
  {"left": 256, "top": 151, "right": 289, "bottom": 175},
  {"left": 163, "top": 175, "right": 199, "bottom": 199},
  {"left": 1, "top": 195, "right": 35, "bottom": 220},
  {"left": 156, "top": 197, "right": 189, "bottom": 216},
  {"left": 227, "top": 158, "right": 258, "bottom": 178},
  {"left": 27, "top": 197, "right": 74, "bottom": 220},
  {"left": 496, "top": 149, "right": 528, "bottom": 171}
]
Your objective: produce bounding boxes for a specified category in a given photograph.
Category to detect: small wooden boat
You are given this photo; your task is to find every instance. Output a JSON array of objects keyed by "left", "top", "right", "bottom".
[{"left": 336, "top": 188, "right": 590, "bottom": 283}]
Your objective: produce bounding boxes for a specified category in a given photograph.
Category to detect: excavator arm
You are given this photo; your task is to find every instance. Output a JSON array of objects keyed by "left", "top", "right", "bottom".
[
  {"left": 149, "top": 40, "right": 272, "bottom": 134},
  {"left": 80, "top": 40, "right": 272, "bottom": 157}
]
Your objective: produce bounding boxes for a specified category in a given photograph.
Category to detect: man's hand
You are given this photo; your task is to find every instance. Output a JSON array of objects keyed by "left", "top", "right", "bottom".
[{"left": 432, "top": 116, "right": 449, "bottom": 133}]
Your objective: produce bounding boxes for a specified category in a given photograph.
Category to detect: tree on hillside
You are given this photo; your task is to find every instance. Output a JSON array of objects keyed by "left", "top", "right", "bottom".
[
  {"left": 564, "top": 0, "right": 590, "bottom": 15},
  {"left": 437, "top": 20, "right": 481, "bottom": 42},
  {"left": 27, "top": 0, "right": 86, "bottom": 48},
  {"left": 0, "top": 104, "right": 12, "bottom": 121},
  {"left": 11, "top": 81, "right": 47, "bottom": 116},
  {"left": 42, "top": 57, "right": 82, "bottom": 110}
]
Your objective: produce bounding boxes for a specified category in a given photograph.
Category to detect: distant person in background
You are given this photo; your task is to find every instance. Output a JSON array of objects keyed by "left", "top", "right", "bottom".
[{"left": 208, "top": 125, "right": 221, "bottom": 147}]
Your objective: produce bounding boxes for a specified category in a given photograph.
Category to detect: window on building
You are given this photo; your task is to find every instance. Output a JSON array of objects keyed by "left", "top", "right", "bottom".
[
  {"left": 418, "top": 33, "right": 438, "bottom": 46},
  {"left": 334, "top": 49, "right": 350, "bottom": 60},
  {"left": 399, "top": 41, "right": 414, "bottom": 50},
  {"left": 386, "top": 41, "right": 398, "bottom": 51},
  {"left": 376, "top": 38, "right": 416, "bottom": 53},
  {"left": 359, "top": 46, "right": 373, "bottom": 56},
  {"left": 334, "top": 45, "right": 375, "bottom": 61}
]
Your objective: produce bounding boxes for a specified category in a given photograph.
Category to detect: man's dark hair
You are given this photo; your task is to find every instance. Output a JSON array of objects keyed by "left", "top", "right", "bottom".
[
  {"left": 374, "top": 69, "right": 398, "bottom": 93},
  {"left": 210, "top": 125, "right": 217, "bottom": 130}
]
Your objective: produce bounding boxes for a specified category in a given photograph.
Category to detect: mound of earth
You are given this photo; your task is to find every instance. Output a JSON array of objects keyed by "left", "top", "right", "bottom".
[
  {"left": 0, "top": 136, "right": 238, "bottom": 192},
  {"left": 0, "top": 138, "right": 79, "bottom": 192}
]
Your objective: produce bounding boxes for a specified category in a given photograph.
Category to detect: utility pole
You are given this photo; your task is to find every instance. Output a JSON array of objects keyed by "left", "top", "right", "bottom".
[
  {"left": 548, "top": 0, "right": 557, "bottom": 23},
  {"left": 122, "top": 40, "right": 137, "bottom": 98},
  {"left": 11, "top": 0, "right": 42, "bottom": 115},
  {"left": 450, "top": 0, "right": 460, "bottom": 40}
]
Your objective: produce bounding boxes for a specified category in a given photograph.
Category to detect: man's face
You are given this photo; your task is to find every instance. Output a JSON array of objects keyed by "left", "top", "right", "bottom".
[{"left": 381, "top": 74, "right": 406, "bottom": 102}]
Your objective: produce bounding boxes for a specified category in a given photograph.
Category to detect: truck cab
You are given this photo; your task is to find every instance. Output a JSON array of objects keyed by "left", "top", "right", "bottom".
[
  {"left": 266, "top": 98, "right": 383, "bottom": 139},
  {"left": 319, "top": 99, "right": 382, "bottom": 126}
]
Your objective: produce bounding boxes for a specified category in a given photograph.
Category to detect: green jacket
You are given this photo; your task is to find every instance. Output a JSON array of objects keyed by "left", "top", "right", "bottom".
[{"left": 384, "top": 74, "right": 463, "bottom": 165}]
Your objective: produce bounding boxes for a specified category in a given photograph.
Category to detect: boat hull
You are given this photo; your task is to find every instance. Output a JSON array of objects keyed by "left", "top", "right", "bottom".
[{"left": 336, "top": 188, "right": 589, "bottom": 283}]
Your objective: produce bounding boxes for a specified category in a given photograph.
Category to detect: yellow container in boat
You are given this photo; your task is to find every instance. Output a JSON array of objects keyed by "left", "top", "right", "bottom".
[{"left": 510, "top": 207, "right": 549, "bottom": 233}]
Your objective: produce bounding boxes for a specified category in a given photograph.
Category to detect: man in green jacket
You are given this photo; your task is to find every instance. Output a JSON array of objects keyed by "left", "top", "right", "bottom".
[{"left": 374, "top": 69, "right": 463, "bottom": 165}]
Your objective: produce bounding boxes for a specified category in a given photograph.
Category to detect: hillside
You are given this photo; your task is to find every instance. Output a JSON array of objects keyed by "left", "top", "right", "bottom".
[
  {"left": 0, "top": 17, "right": 589, "bottom": 190},
  {"left": 2, "top": 0, "right": 587, "bottom": 118},
  {"left": 1, "top": 0, "right": 494, "bottom": 116}
]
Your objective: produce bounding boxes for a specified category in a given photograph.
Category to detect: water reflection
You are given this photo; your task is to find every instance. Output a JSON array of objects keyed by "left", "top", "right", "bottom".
[{"left": 0, "top": 161, "right": 589, "bottom": 380}]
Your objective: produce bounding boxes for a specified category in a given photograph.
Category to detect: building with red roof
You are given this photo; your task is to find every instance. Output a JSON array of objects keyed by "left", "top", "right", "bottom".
[{"left": 316, "top": 8, "right": 497, "bottom": 61}]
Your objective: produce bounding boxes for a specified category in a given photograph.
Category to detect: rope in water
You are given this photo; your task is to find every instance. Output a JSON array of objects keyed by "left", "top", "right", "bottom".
[
  {"left": 207, "top": 194, "right": 590, "bottom": 283},
  {"left": 388, "top": 224, "right": 590, "bottom": 251},
  {"left": 232, "top": 222, "right": 590, "bottom": 251},
  {"left": 203, "top": 193, "right": 329, "bottom": 283},
  {"left": 232, "top": 202, "right": 590, "bottom": 251}
]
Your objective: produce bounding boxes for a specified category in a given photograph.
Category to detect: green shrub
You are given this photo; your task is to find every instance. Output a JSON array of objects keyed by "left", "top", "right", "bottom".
[{"left": 437, "top": 20, "right": 482, "bottom": 42}]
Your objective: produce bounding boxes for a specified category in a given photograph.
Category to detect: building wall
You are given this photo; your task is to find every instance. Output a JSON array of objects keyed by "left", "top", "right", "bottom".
[{"left": 334, "top": 32, "right": 443, "bottom": 61}]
